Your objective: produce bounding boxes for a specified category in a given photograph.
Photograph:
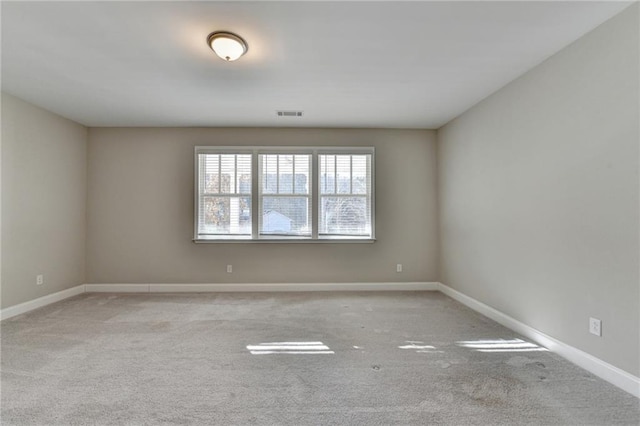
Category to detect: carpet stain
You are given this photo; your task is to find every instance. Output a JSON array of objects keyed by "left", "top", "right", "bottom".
[
  {"left": 462, "top": 375, "right": 524, "bottom": 407},
  {"left": 151, "top": 321, "right": 171, "bottom": 331},
  {"left": 506, "top": 356, "right": 531, "bottom": 367},
  {"left": 97, "top": 295, "right": 119, "bottom": 306},
  {"left": 506, "top": 356, "right": 547, "bottom": 376}
]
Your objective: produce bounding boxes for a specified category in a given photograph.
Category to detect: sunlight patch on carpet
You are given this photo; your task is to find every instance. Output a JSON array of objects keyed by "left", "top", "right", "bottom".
[
  {"left": 247, "top": 341, "right": 335, "bottom": 355},
  {"left": 457, "top": 338, "right": 548, "bottom": 353}
]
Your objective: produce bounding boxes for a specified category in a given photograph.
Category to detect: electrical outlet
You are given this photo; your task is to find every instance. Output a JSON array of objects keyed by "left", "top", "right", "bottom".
[
  {"left": 589, "top": 317, "right": 602, "bottom": 336},
  {"left": 396, "top": 264, "right": 403, "bottom": 273},
  {"left": 226, "top": 264, "right": 233, "bottom": 273},
  {"left": 36, "top": 274, "right": 44, "bottom": 285}
]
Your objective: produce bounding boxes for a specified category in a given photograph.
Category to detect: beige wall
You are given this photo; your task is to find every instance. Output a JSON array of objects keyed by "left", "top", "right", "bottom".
[
  {"left": 87, "top": 128, "right": 438, "bottom": 284},
  {"left": 437, "top": 5, "right": 639, "bottom": 376},
  {"left": 1, "top": 93, "right": 88, "bottom": 309}
]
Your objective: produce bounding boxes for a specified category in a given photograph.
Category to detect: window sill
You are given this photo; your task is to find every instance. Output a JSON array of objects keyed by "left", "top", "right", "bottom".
[{"left": 193, "top": 238, "right": 376, "bottom": 244}]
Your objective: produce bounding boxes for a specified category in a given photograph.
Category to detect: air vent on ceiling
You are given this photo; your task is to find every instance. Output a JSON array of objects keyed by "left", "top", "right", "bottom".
[{"left": 277, "top": 110, "right": 303, "bottom": 117}]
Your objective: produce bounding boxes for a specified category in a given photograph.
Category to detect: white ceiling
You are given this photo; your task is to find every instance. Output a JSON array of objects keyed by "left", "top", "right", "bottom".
[{"left": 1, "top": 1, "right": 631, "bottom": 129}]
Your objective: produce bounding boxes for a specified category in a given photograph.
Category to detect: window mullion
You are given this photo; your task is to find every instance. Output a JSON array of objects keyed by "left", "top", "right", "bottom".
[
  {"left": 252, "top": 151, "right": 259, "bottom": 239},
  {"left": 312, "top": 152, "right": 319, "bottom": 240}
]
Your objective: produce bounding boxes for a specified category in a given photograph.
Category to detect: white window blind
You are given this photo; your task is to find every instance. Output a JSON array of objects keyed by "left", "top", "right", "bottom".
[
  {"left": 319, "top": 153, "right": 372, "bottom": 238},
  {"left": 259, "top": 154, "right": 311, "bottom": 237},
  {"left": 196, "top": 152, "right": 252, "bottom": 239}
]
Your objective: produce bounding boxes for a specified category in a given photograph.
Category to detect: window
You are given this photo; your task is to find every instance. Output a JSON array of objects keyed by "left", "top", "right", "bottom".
[
  {"left": 196, "top": 152, "right": 252, "bottom": 239},
  {"left": 195, "top": 147, "right": 374, "bottom": 242},
  {"left": 319, "top": 154, "right": 372, "bottom": 238},
  {"left": 260, "top": 154, "right": 311, "bottom": 237}
]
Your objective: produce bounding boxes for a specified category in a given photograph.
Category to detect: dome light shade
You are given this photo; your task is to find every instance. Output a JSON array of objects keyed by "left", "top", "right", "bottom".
[{"left": 207, "top": 32, "right": 248, "bottom": 62}]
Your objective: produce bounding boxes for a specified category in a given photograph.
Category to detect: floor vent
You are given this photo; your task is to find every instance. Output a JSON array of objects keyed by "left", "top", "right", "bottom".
[{"left": 277, "top": 110, "right": 303, "bottom": 117}]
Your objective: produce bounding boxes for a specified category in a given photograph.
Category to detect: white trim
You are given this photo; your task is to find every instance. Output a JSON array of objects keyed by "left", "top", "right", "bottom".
[
  {"left": 84, "top": 284, "right": 150, "bottom": 293},
  {"left": 85, "top": 282, "right": 439, "bottom": 293},
  {"left": 0, "top": 285, "right": 85, "bottom": 321},
  {"left": 0, "top": 282, "right": 437, "bottom": 320},
  {"left": 193, "top": 238, "right": 375, "bottom": 244},
  {"left": 438, "top": 282, "right": 640, "bottom": 398}
]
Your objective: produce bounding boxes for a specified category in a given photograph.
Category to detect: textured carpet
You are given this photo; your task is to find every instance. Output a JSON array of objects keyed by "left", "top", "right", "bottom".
[{"left": 1, "top": 291, "right": 638, "bottom": 425}]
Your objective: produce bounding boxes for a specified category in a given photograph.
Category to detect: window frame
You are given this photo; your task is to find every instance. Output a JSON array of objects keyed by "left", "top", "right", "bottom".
[
  {"left": 194, "top": 147, "right": 255, "bottom": 240},
  {"left": 317, "top": 151, "right": 374, "bottom": 239},
  {"left": 194, "top": 146, "right": 375, "bottom": 243},
  {"left": 258, "top": 152, "right": 313, "bottom": 239}
]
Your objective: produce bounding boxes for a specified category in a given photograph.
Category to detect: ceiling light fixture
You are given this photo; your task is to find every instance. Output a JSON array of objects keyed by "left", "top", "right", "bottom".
[{"left": 207, "top": 31, "right": 248, "bottom": 62}]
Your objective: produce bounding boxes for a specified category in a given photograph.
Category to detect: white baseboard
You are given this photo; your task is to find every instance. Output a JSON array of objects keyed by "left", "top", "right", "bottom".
[
  {"left": 84, "top": 284, "right": 150, "bottom": 293},
  {"left": 86, "top": 282, "right": 439, "bottom": 293},
  {"left": 0, "top": 282, "right": 437, "bottom": 320},
  {"left": 0, "top": 285, "right": 85, "bottom": 321},
  {"left": 438, "top": 282, "right": 640, "bottom": 398}
]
